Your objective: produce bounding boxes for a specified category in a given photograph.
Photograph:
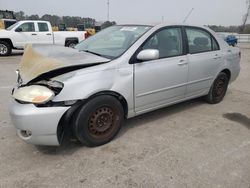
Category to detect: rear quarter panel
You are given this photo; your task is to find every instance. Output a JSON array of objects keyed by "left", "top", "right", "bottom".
[{"left": 210, "top": 29, "right": 240, "bottom": 84}]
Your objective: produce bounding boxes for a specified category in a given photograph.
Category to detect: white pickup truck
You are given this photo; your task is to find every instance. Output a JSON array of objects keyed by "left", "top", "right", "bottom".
[{"left": 0, "top": 20, "right": 87, "bottom": 56}]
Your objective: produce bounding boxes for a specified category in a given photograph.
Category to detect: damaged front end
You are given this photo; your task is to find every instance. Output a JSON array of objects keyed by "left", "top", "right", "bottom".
[
  {"left": 10, "top": 44, "right": 111, "bottom": 145},
  {"left": 13, "top": 44, "right": 110, "bottom": 105}
]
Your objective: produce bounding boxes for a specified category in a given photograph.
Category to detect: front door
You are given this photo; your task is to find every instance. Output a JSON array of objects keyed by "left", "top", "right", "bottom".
[
  {"left": 134, "top": 27, "right": 188, "bottom": 114},
  {"left": 14, "top": 22, "right": 37, "bottom": 48}
]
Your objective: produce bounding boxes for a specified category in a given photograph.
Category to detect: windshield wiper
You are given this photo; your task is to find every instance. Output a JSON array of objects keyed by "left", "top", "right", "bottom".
[{"left": 80, "top": 50, "right": 103, "bottom": 57}]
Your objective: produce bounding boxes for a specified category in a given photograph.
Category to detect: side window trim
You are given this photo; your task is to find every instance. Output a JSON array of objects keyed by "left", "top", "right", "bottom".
[
  {"left": 211, "top": 36, "right": 220, "bottom": 51},
  {"left": 184, "top": 26, "right": 220, "bottom": 55},
  {"left": 129, "top": 26, "right": 187, "bottom": 64}
]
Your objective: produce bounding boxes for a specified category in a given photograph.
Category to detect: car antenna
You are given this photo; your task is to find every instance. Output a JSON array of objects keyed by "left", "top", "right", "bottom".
[{"left": 183, "top": 8, "right": 194, "bottom": 23}]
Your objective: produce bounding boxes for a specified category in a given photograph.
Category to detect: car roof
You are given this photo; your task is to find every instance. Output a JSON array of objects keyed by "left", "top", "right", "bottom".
[
  {"left": 117, "top": 22, "right": 210, "bottom": 29},
  {"left": 19, "top": 20, "right": 49, "bottom": 23},
  {"left": 1, "top": 19, "right": 16, "bottom": 21}
]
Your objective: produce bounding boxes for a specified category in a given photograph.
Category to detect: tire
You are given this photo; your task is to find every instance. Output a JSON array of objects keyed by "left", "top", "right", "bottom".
[
  {"left": 66, "top": 41, "right": 77, "bottom": 48},
  {"left": 73, "top": 95, "right": 124, "bottom": 147},
  {"left": 205, "top": 72, "right": 229, "bottom": 104},
  {"left": 0, "top": 41, "right": 12, "bottom": 56}
]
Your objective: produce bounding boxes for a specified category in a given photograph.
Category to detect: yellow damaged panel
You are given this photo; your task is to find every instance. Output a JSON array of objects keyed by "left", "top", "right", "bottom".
[
  {"left": 19, "top": 44, "right": 65, "bottom": 82},
  {"left": 0, "top": 20, "right": 4, "bottom": 29}
]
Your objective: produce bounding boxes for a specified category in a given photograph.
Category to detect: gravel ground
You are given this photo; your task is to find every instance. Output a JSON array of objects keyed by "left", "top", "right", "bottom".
[{"left": 0, "top": 45, "right": 249, "bottom": 188}]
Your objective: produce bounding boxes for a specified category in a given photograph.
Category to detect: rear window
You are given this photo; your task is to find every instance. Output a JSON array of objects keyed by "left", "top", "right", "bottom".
[{"left": 38, "top": 23, "right": 49, "bottom": 32}]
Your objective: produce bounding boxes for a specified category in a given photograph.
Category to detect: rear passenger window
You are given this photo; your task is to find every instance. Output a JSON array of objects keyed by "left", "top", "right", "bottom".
[
  {"left": 186, "top": 28, "right": 212, "bottom": 54},
  {"left": 38, "top": 23, "right": 49, "bottom": 32}
]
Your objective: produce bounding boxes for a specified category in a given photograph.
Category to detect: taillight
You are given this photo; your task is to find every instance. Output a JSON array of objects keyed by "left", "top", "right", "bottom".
[{"left": 84, "top": 32, "right": 91, "bottom": 39}]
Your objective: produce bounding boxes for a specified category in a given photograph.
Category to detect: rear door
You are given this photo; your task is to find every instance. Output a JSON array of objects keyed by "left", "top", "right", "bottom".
[
  {"left": 184, "top": 27, "right": 222, "bottom": 97},
  {"left": 36, "top": 22, "right": 53, "bottom": 44},
  {"left": 134, "top": 27, "right": 188, "bottom": 114}
]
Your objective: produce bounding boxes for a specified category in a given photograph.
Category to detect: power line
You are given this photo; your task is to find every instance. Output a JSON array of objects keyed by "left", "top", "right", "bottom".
[
  {"left": 107, "top": 0, "right": 110, "bottom": 21},
  {"left": 241, "top": 0, "right": 250, "bottom": 32},
  {"left": 183, "top": 8, "right": 194, "bottom": 23}
]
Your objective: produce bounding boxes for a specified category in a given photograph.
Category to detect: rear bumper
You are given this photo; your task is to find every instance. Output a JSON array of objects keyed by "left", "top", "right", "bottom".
[{"left": 9, "top": 99, "right": 70, "bottom": 146}]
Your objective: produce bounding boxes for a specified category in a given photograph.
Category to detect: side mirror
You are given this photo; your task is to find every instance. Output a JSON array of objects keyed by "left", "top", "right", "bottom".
[
  {"left": 15, "top": 28, "right": 22, "bottom": 32},
  {"left": 137, "top": 49, "right": 159, "bottom": 61}
]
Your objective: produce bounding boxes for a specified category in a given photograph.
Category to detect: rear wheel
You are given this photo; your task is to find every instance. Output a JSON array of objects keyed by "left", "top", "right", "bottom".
[
  {"left": 66, "top": 41, "right": 77, "bottom": 48},
  {"left": 0, "top": 41, "right": 12, "bottom": 56},
  {"left": 73, "top": 95, "right": 124, "bottom": 147},
  {"left": 205, "top": 72, "right": 229, "bottom": 104}
]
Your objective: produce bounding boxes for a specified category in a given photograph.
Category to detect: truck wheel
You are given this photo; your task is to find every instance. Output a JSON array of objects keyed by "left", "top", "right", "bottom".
[
  {"left": 73, "top": 95, "right": 124, "bottom": 147},
  {"left": 205, "top": 72, "right": 229, "bottom": 104},
  {"left": 0, "top": 41, "right": 12, "bottom": 56},
  {"left": 66, "top": 41, "right": 77, "bottom": 48}
]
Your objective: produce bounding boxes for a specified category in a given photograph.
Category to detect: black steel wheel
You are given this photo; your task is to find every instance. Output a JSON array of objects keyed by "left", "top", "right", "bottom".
[
  {"left": 73, "top": 95, "right": 124, "bottom": 147},
  {"left": 66, "top": 41, "right": 77, "bottom": 48},
  {"left": 205, "top": 72, "right": 229, "bottom": 104}
]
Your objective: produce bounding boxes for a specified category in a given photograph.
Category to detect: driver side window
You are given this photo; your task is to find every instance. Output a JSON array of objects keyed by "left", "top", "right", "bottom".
[
  {"left": 143, "top": 27, "right": 183, "bottom": 58},
  {"left": 17, "top": 23, "right": 35, "bottom": 32}
]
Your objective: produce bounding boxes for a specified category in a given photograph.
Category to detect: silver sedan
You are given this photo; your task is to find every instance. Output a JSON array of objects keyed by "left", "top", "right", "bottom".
[{"left": 9, "top": 23, "right": 241, "bottom": 146}]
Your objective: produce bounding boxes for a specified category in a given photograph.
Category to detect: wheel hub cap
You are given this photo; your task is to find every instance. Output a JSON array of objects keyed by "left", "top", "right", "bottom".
[
  {"left": 0, "top": 44, "right": 8, "bottom": 55},
  {"left": 214, "top": 78, "right": 225, "bottom": 96}
]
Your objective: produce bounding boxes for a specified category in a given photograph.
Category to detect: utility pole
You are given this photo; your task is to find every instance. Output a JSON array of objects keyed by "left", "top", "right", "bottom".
[
  {"left": 161, "top": 16, "right": 164, "bottom": 22},
  {"left": 107, "top": 0, "right": 110, "bottom": 21},
  {"left": 241, "top": 0, "right": 250, "bottom": 32},
  {"left": 183, "top": 8, "right": 194, "bottom": 23}
]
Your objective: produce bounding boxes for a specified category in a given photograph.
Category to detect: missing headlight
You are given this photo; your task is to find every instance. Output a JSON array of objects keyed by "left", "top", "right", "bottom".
[{"left": 37, "top": 80, "right": 64, "bottom": 95}]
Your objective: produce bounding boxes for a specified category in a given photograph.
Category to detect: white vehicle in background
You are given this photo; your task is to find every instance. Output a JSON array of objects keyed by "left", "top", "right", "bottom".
[{"left": 0, "top": 20, "right": 87, "bottom": 56}]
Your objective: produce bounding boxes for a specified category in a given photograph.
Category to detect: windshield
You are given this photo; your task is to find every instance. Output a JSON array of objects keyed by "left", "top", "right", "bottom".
[
  {"left": 75, "top": 25, "right": 152, "bottom": 59},
  {"left": 6, "top": 22, "right": 19, "bottom": 30}
]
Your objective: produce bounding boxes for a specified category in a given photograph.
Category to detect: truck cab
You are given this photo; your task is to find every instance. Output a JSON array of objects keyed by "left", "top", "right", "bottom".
[{"left": 0, "top": 20, "right": 86, "bottom": 56}]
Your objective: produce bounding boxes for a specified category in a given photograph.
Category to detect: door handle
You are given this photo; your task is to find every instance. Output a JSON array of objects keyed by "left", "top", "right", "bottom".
[
  {"left": 178, "top": 60, "right": 188, "bottom": 66},
  {"left": 46, "top": 33, "right": 52, "bottom": 36},
  {"left": 213, "top": 54, "right": 221, "bottom": 60},
  {"left": 31, "top": 33, "right": 37, "bottom": 36}
]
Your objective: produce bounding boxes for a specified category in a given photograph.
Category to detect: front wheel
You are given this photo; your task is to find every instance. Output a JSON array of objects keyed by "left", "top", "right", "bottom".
[
  {"left": 205, "top": 72, "right": 229, "bottom": 104},
  {"left": 0, "top": 41, "right": 12, "bottom": 56},
  {"left": 73, "top": 95, "right": 124, "bottom": 147}
]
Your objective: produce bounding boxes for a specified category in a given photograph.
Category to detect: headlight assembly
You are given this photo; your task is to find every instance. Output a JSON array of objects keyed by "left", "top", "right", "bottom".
[{"left": 13, "top": 85, "right": 55, "bottom": 104}]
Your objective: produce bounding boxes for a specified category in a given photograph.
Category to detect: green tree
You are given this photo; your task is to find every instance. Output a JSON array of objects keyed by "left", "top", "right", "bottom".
[
  {"left": 101, "top": 21, "right": 116, "bottom": 29},
  {"left": 27, "top": 14, "right": 40, "bottom": 20},
  {"left": 14, "top": 11, "right": 25, "bottom": 20}
]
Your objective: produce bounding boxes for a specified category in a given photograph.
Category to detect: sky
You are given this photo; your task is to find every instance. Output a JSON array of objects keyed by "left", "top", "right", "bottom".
[{"left": 0, "top": 0, "right": 248, "bottom": 26}]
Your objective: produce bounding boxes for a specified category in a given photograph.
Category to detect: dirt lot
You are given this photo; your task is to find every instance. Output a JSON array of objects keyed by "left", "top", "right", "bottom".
[{"left": 0, "top": 46, "right": 249, "bottom": 188}]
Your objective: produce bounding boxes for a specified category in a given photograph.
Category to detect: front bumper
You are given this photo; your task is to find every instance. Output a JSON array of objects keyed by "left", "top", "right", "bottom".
[{"left": 9, "top": 99, "right": 70, "bottom": 146}]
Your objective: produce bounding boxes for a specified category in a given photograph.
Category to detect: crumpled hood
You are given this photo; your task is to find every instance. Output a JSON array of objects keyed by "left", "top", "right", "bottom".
[{"left": 19, "top": 44, "right": 110, "bottom": 83}]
